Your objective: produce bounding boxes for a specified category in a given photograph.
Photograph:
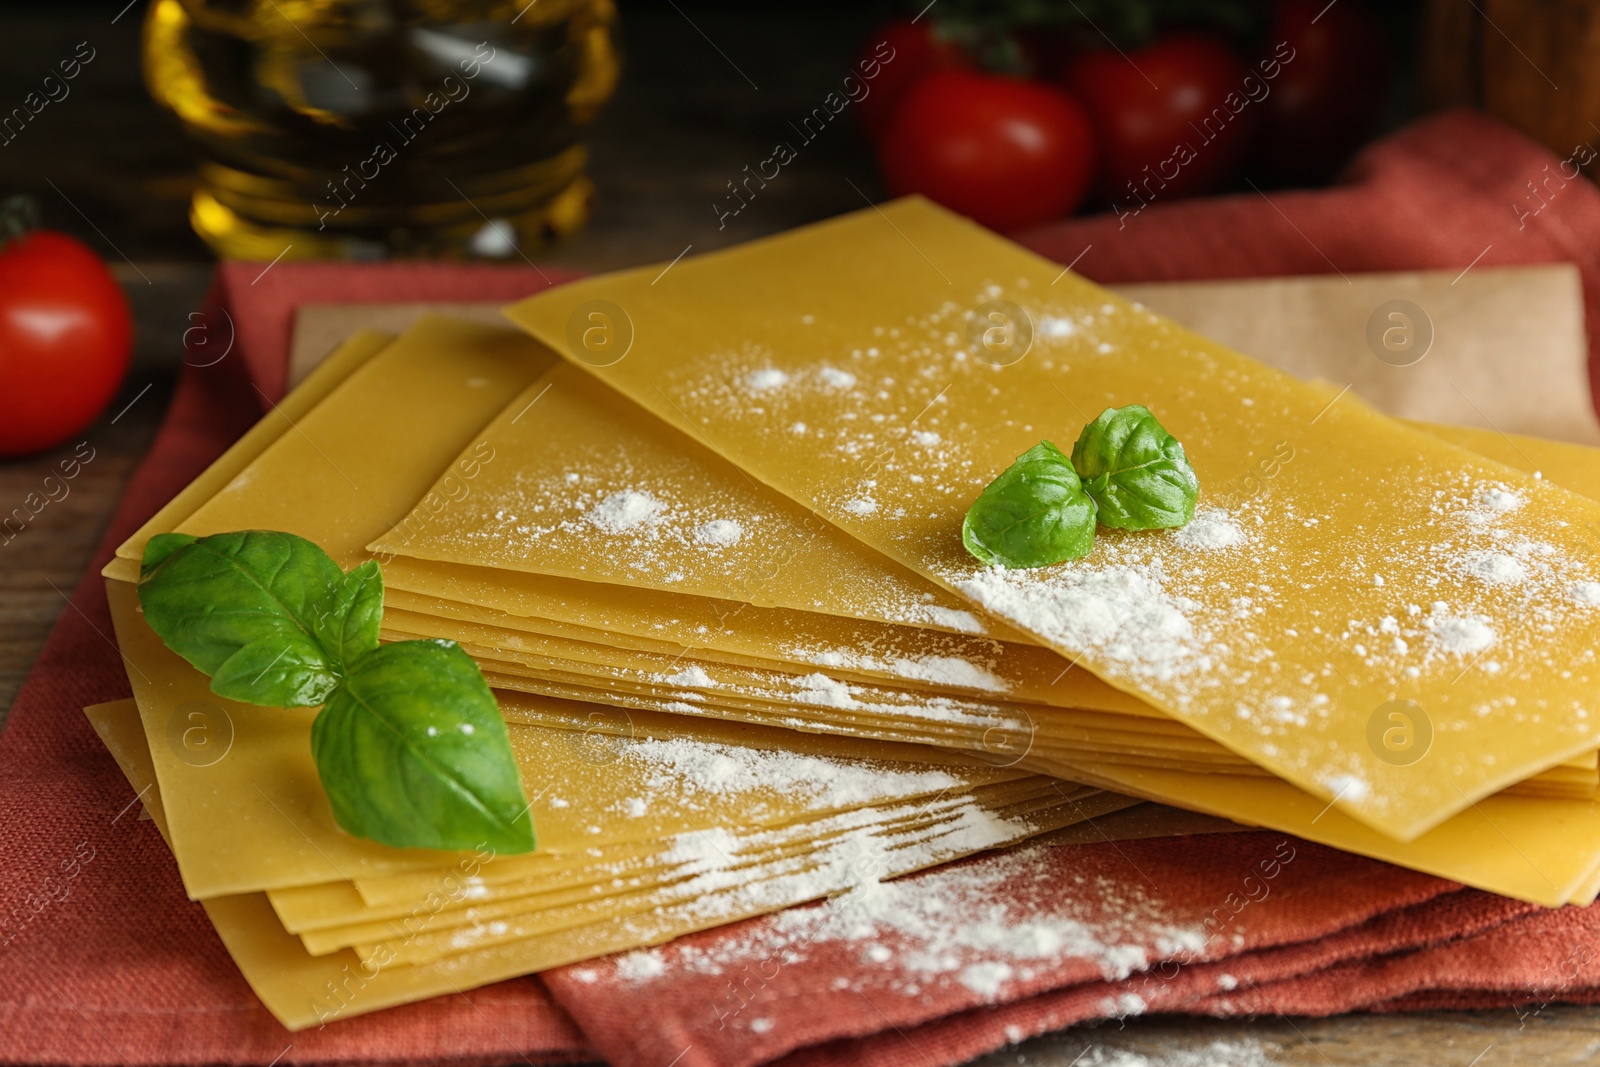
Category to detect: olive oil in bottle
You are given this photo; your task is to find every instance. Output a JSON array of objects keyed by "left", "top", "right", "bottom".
[{"left": 144, "top": 0, "right": 620, "bottom": 259}]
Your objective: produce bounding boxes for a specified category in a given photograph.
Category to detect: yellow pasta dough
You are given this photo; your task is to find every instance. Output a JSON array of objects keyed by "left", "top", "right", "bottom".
[
  {"left": 108, "top": 578, "right": 1038, "bottom": 899},
  {"left": 505, "top": 197, "right": 1600, "bottom": 841},
  {"left": 370, "top": 361, "right": 1005, "bottom": 635},
  {"left": 84, "top": 698, "right": 1123, "bottom": 1029},
  {"left": 111, "top": 328, "right": 395, "bottom": 567}
]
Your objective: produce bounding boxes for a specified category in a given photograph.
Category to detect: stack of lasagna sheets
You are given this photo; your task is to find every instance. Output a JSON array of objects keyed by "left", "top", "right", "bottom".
[{"left": 96, "top": 199, "right": 1600, "bottom": 1030}]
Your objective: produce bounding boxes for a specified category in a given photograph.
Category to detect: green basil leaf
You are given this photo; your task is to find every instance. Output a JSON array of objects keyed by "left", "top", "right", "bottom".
[
  {"left": 313, "top": 560, "right": 384, "bottom": 665},
  {"left": 140, "top": 532, "right": 198, "bottom": 576},
  {"left": 1071, "top": 405, "right": 1199, "bottom": 530},
  {"left": 210, "top": 634, "right": 341, "bottom": 707},
  {"left": 962, "top": 440, "right": 1097, "bottom": 568},
  {"left": 311, "top": 640, "right": 534, "bottom": 854},
  {"left": 136, "top": 530, "right": 346, "bottom": 707}
]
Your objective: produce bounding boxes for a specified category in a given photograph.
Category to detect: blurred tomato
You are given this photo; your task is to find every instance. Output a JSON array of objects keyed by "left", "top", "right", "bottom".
[
  {"left": 877, "top": 70, "right": 1096, "bottom": 231},
  {"left": 0, "top": 225, "right": 132, "bottom": 457},
  {"left": 1254, "top": 0, "right": 1389, "bottom": 183},
  {"left": 855, "top": 18, "right": 969, "bottom": 137},
  {"left": 1063, "top": 35, "right": 1256, "bottom": 201}
]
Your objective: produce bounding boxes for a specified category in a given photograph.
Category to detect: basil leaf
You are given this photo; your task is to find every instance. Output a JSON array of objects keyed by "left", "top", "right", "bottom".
[
  {"left": 313, "top": 560, "right": 384, "bottom": 665},
  {"left": 136, "top": 529, "right": 538, "bottom": 854},
  {"left": 137, "top": 530, "right": 347, "bottom": 707},
  {"left": 209, "top": 635, "right": 340, "bottom": 707},
  {"left": 1071, "top": 405, "right": 1199, "bottom": 530},
  {"left": 141, "top": 532, "right": 199, "bottom": 575},
  {"left": 962, "top": 440, "right": 1096, "bottom": 568},
  {"left": 311, "top": 640, "right": 535, "bottom": 854}
]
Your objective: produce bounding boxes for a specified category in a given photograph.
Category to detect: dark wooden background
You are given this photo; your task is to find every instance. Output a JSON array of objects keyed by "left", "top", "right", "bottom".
[{"left": 3, "top": 3, "right": 1597, "bottom": 1063}]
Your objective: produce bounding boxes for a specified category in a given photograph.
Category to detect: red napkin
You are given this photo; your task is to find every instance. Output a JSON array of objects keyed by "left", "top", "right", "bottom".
[
  {"left": 0, "top": 267, "right": 591, "bottom": 1066},
  {"left": 3, "top": 108, "right": 1599, "bottom": 1067}
]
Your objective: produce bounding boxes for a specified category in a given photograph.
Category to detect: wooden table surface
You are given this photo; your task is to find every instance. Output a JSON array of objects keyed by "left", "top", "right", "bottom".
[{"left": 0, "top": 3, "right": 1586, "bottom": 1064}]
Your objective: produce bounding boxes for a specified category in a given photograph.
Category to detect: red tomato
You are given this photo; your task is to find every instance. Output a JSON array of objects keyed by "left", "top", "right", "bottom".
[
  {"left": 877, "top": 71, "right": 1096, "bottom": 231},
  {"left": 855, "top": 18, "right": 969, "bottom": 137},
  {"left": 0, "top": 229, "right": 132, "bottom": 456},
  {"left": 1063, "top": 35, "right": 1256, "bottom": 202},
  {"left": 1254, "top": 0, "right": 1390, "bottom": 183}
]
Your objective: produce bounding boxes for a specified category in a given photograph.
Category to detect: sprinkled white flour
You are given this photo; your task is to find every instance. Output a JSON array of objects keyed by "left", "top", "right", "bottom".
[
  {"left": 791, "top": 672, "right": 859, "bottom": 709},
  {"left": 630, "top": 652, "right": 1035, "bottom": 737},
  {"left": 662, "top": 665, "right": 713, "bottom": 688},
  {"left": 958, "top": 960, "right": 1013, "bottom": 997},
  {"left": 1321, "top": 773, "right": 1371, "bottom": 802},
  {"left": 571, "top": 843, "right": 1210, "bottom": 1011},
  {"left": 923, "top": 606, "right": 985, "bottom": 633},
  {"left": 1463, "top": 549, "right": 1526, "bottom": 585},
  {"left": 948, "top": 508, "right": 1250, "bottom": 687},
  {"left": 1038, "top": 315, "right": 1078, "bottom": 338},
  {"left": 1464, "top": 486, "right": 1524, "bottom": 524},
  {"left": 956, "top": 562, "right": 1205, "bottom": 686},
  {"left": 536, "top": 792, "right": 1040, "bottom": 969},
  {"left": 1172, "top": 509, "right": 1245, "bottom": 551},
  {"left": 619, "top": 734, "right": 962, "bottom": 814},
  {"left": 693, "top": 518, "right": 743, "bottom": 546},
  {"left": 1426, "top": 607, "right": 1496, "bottom": 655},
  {"left": 613, "top": 949, "right": 665, "bottom": 981},
  {"left": 747, "top": 368, "right": 789, "bottom": 390},
  {"left": 585, "top": 489, "right": 665, "bottom": 533},
  {"left": 794, "top": 647, "right": 1007, "bottom": 693},
  {"left": 844, "top": 498, "right": 878, "bottom": 516},
  {"left": 416, "top": 440, "right": 991, "bottom": 635}
]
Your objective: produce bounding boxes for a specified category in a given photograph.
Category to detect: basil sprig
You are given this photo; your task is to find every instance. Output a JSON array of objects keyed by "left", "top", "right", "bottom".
[
  {"left": 137, "top": 531, "right": 535, "bottom": 855},
  {"left": 961, "top": 406, "right": 1199, "bottom": 569},
  {"left": 962, "top": 441, "right": 1096, "bottom": 568},
  {"left": 1072, "top": 404, "right": 1199, "bottom": 530}
]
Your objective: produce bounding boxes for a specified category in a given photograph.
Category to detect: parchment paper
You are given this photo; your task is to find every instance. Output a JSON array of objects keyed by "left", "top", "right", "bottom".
[{"left": 289, "top": 263, "right": 1597, "bottom": 443}]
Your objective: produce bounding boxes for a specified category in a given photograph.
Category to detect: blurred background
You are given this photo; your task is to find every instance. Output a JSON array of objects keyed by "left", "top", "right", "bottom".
[
  {"left": 3, "top": 0, "right": 1595, "bottom": 705},
  {"left": 0, "top": 0, "right": 1431, "bottom": 270}
]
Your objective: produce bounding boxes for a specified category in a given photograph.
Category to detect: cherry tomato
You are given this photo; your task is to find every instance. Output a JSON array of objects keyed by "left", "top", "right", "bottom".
[
  {"left": 877, "top": 70, "right": 1096, "bottom": 231},
  {"left": 1063, "top": 35, "right": 1256, "bottom": 202},
  {"left": 855, "top": 18, "right": 970, "bottom": 137},
  {"left": 0, "top": 222, "right": 132, "bottom": 457},
  {"left": 1254, "top": 0, "right": 1390, "bottom": 183}
]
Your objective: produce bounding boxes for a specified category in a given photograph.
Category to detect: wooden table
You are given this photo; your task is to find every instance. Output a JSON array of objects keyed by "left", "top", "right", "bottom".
[{"left": 0, "top": 3, "right": 1587, "bottom": 1063}]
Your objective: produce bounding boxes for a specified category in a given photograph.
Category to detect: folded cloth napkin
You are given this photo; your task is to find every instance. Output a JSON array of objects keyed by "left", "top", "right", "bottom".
[{"left": 4, "top": 108, "right": 1600, "bottom": 1067}]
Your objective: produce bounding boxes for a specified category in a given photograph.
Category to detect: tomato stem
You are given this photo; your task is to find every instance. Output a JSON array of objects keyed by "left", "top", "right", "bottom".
[{"left": 0, "top": 195, "right": 40, "bottom": 248}]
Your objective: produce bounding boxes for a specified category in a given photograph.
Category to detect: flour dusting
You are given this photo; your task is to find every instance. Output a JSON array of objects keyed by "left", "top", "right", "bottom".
[
  {"left": 747, "top": 368, "right": 789, "bottom": 390},
  {"left": 620, "top": 734, "right": 962, "bottom": 814},
  {"left": 1464, "top": 550, "right": 1526, "bottom": 585},
  {"left": 569, "top": 843, "right": 1210, "bottom": 1015},
  {"left": 1173, "top": 509, "right": 1245, "bottom": 551},
  {"left": 1427, "top": 607, "right": 1496, "bottom": 656},
  {"left": 585, "top": 489, "right": 665, "bottom": 533},
  {"left": 694, "top": 518, "right": 744, "bottom": 546},
  {"left": 795, "top": 647, "right": 1008, "bottom": 693},
  {"left": 957, "top": 562, "right": 1204, "bottom": 685}
]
